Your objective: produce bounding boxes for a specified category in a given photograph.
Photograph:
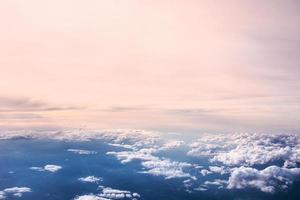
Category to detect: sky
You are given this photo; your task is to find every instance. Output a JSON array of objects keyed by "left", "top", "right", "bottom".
[{"left": 0, "top": 0, "right": 299, "bottom": 133}]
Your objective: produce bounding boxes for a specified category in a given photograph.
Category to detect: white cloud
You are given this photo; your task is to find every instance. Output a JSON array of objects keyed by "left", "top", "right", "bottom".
[
  {"left": 74, "top": 194, "right": 110, "bottom": 200},
  {"left": 30, "top": 164, "right": 62, "bottom": 172},
  {"left": 140, "top": 158, "right": 194, "bottom": 179},
  {"left": 74, "top": 186, "right": 140, "bottom": 200},
  {"left": 107, "top": 148, "right": 194, "bottom": 179},
  {"left": 159, "top": 140, "right": 184, "bottom": 151},
  {"left": 68, "top": 149, "right": 97, "bottom": 155},
  {"left": 108, "top": 143, "right": 136, "bottom": 150},
  {"left": 211, "top": 133, "right": 300, "bottom": 167},
  {"left": 208, "top": 166, "right": 229, "bottom": 175},
  {"left": 79, "top": 176, "right": 102, "bottom": 183},
  {"left": 187, "top": 133, "right": 300, "bottom": 168},
  {"left": 200, "top": 169, "right": 212, "bottom": 176},
  {"left": 0, "top": 191, "right": 5, "bottom": 200},
  {"left": 227, "top": 166, "right": 300, "bottom": 193},
  {"left": 107, "top": 148, "right": 157, "bottom": 164},
  {"left": 0, "top": 129, "right": 160, "bottom": 145},
  {"left": 203, "top": 179, "right": 228, "bottom": 189},
  {"left": 199, "top": 166, "right": 228, "bottom": 176},
  {"left": 194, "top": 186, "right": 208, "bottom": 191},
  {"left": 98, "top": 186, "right": 140, "bottom": 199},
  {"left": 0, "top": 187, "right": 31, "bottom": 199},
  {"left": 44, "top": 165, "right": 62, "bottom": 172}
]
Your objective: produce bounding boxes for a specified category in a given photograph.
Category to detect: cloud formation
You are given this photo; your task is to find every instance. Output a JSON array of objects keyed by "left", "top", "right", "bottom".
[
  {"left": 30, "top": 164, "right": 62, "bottom": 173},
  {"left": 79, "top": 176, "right": 102, "bottom": 183},
  {"left": 227, "top": 166, "right": 300, "bottom": 193},
  {"left": 74, "top": 186, "right": 140, "bottom": 200},
  {"left": 2, "top": 129, "right": 300, "bottom": 193},
  {"left": 68, "top": 149, "right": 97, "bottom": 155},
  {"left": 0, "top": 187, "right": 31, "bottom": 199}
]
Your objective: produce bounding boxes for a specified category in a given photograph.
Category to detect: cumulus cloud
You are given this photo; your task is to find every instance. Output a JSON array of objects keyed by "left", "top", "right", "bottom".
[
  {"left": 108, "top": 143, "right": 136, "bottom": 150},
  {"left": 79, "top": 176, "right": 102, "bottom": 183},
  {"left": 199, "top": 169, "right": 211, "bottom": 176},
  {"left": 187, "top": 133, "right": 300, "bottom": 168},
  {"left": 203, "top": 179, "right": 228, "bottom": 189},
  {"left": 68, "top": 149, "right": 97, "bottom": 155},
  {"left": 0, "top": 187, "right": 31, "bottom": 199},
  {"left": 98, "top": 186, "right": 140, "bottom": 199},
  {"left": 107, "top": 148, "right": 194, "bottom": 179},
  {"left": 227, "top": 166, "right": 300, "bottom": 193},
  {"left": 74, "top": 186, "right": 140, "bottom": 200},
  {"left": 140, "top": 158, "right": 194, "bottom": 179},
  {"left": 211, "top": 133, "right": 300, "bottom": 167},
  {"left": 30, "top": 164, "right": 62, "bottom": 172},
  {"left": 208, "top": 166, "right": 229, "bottom": 175},
  {"left": 159, "top": 140, "right": 184, "bottom": 151},
  {"left": 0, "top": 129, "right": 159, "bottom": 144},
  {"left": 74, "top": 194, "right": 109, "bottom": 200}
]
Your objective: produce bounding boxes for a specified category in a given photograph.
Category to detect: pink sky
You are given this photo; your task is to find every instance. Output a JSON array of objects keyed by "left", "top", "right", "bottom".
[{"left": 0, "top": 0, "right": 299, "bottom": 132}]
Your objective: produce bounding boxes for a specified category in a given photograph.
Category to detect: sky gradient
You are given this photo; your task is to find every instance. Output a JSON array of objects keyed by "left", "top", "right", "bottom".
[{"left": 0, "top": 0, "right": 299, "bottom": 132}]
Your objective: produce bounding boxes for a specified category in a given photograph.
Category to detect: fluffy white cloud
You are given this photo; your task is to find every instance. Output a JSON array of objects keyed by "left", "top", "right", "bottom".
[
  {"left": 208, "top": 166, "right": 229, "bottom": 175},
  {"left": 107, "top": 148, "right": 157, "bottom": 164},
  {"left": 44, "top": 165, "right": 62, "bottom": 172},
  {"left": 227, "top": 166, "right": 300, "bottom": 193},
  {"left": 79, "top": 176, "right": 102, "bottom": 183},
  {"left": 74, "top": 186, "right": 140, "bottom": 200},
  {"left": 0, "top": 191, "right": 5, "bottom": 200},
  {"left": 159, "top": 140, "right": 184, "bottom": 151},
  {"left": 203, "top": 179, "right": 228, "bottom": 189},
  {"left": 107, "top": 148, "right": 194, "bottom": 179},
  {"left": 68, "top": 149, "right": 97, "bottom": 155},
  {"left": 74, "top": 194, "right": 110, "bottom": 200},
  {"left": 212, "top": 133, "right": 300, "bottom": 167},
  {"left": 188, "top": 133, "right": 300, "bottom": 168},
  {"left": 200, "top": 169, "right": 212, "bottom": 176},
  {"left": 0, "top": 129, "right": 160, "bottom": 145},
  {"left": 108, "top": 143, "right": 136, "bottom": 150},
  {"left": 30, "top": 164, "right": 62, "bottom": 172},
  {"left": 141, "top": 158, "right": 194, "bottom": 179},
  {"left": 0, "top": 187, "right": 31, "bottom": 199}
]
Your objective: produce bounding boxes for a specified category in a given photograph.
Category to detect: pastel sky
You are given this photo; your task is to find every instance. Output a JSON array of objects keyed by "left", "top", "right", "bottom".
[{"left": 0, "top": 0, "right": 299, "bottom": 133}]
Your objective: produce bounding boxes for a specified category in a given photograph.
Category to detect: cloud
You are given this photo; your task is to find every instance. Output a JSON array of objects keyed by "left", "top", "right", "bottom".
[
  {"left": 79, "top": 176, "right": 102, "bottom": 183},
  {"left": 227, "top": 166, "right": 300, "bottom": 193},
  {"left": 107, "top": 148, "right": 194, "bottom": 179},
  {"left": 74, "top": 195, "right": 109, "bottom": 200},
  {"left": 104, "top": 106, "right": 150, "bottom": 113},
  {"left": 98, "top": 186, "right": 140, "bottom": 199},
  {"left": 2, "top": 128, "right": 300, "bottom": 193},
  {"left": 0, "top": 187, "right": 31, "bottom": 199},
  {"left": 187, "top": 133, "right": 300, "bottom": 168},
  {"left": 108, "top": 143, "right": 136, "bottom": 150},
  {"left": 68, "top": 149, "right": 97, "bottom": 155},
  {"left": 140, "top": 158, "right": 194, "bottom": 179},
  {"left": 74, "top": 186, "right": 140, "bottom": 200},
  {"left": 200, "top": 169, "right": 212, "bottom": 176},
  {"left": 0, "top": 96, "right": 81, "bottom": 112},
  {"left": 107, "top": 148, "right": 157, "bottom": 164},
  {"left": 208, "top": 166, "right": 229, "bottom": 175},
  {"left": 203, "top": 179, "right": 228, "bottom": 189},
  {"left": 211, "top": 133, "right": 300, "bottom": 166},
  {"left": 159, "top": 140, "right": 184, "bottom": 151},
  {"left": 0, "top": 113, "right": 43, "bottom": 120},
  {"left": 0, "top": 129, "right": 159, "bottom": 143},
  {"left": 30, "top": 164, "right": 62, "bottom": 173}
]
